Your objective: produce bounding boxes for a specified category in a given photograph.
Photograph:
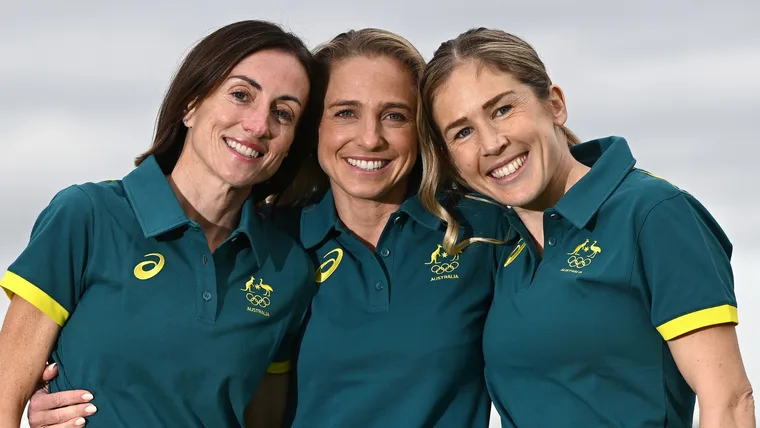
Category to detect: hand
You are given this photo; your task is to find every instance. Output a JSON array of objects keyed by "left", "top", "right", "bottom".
[{"left": 28, "top": 363, "right": 97, "bottom": 428}]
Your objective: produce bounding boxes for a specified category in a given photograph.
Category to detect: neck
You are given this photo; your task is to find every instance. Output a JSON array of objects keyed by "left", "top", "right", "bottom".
[
  {"left": 513, "top": 149, "right": 589, "bottom": 254},
  {"left": 169, "top": 151, "right": 252, "bottom": 252},
  {"left": 332, "top": 180, "right": 408, "bottom": 251}
]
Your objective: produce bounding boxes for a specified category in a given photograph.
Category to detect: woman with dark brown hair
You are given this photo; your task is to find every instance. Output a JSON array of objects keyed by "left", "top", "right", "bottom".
[{"left": 0, "top": 20, "right": 323, "bottom": 427}]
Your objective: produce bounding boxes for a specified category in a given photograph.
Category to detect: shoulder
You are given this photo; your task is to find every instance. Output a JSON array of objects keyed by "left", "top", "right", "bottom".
[
  {"left": 260, "top": 203, "right": 305, "bottom": 244},
  {"left": 615, "top": 169, "right": 729, "bottom": 247},
  {"left": 47, "top": 180, "right": 129, "bottom": 218},
  {"left": 441, "top": 192, "right": 509, "bottom": 238},
  {"left": 610, "top": 168, "right": 689, "bottom": 219}
]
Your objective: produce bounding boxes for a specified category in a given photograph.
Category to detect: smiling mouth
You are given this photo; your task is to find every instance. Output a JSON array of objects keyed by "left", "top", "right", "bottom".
[
  {"left": 489, "top": 153, "right": 528, "bottom": 180},
  {"left": 345, "top": 158, "right": 391, "bottom": 172},
  {"left": 225, "top": 138, "right": 263, "bottom": 159}
]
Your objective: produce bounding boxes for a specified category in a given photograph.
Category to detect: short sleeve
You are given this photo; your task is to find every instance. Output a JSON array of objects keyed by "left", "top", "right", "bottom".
[
  {"left": 0, "top": 186, "right": 94, "bottom": 326},
  {"left": 638, "top": 192, "right": 737, "bottom": 340}
]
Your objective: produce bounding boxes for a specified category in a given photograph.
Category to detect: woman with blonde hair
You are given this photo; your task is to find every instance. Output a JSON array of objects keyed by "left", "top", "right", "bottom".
[{"left": 418, "top": 27, "right": 754, "bottom": 427}]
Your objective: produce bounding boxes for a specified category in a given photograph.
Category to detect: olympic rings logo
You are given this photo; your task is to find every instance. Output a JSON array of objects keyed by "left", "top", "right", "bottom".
[
  {"left": 246, "top": 293, "right": 271, "bottom": 307},
  {"left": 566, "top": 255, "right": 592, "bottom": 268},
  {"left": 430, "top": 262, "right": 459, "bottom": 274}
]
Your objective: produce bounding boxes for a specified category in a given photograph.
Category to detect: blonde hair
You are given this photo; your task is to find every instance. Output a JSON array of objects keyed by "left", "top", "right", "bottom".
[
  {"left": 275, "top": 28, "right": 426, "bottom": 207},
  {"left": 418, "top": 28, "right": 580, "bottom": 252}
]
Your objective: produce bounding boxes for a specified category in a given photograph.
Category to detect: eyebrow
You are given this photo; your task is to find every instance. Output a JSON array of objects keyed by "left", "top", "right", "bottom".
[
  {"left": 327, "top": 99, "right": 413, "bottom": 111},
  {"left": 228, "top": 75, "right": 303, "bottom": 106},
  {"left": 442, "top": 90, "right": 515, "bottom": 136}
]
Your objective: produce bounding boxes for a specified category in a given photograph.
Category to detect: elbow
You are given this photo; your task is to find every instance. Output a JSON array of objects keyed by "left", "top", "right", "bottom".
[
  {"left": 733, "top": 385, "right": 755, "bottom": 418},
  {"left": 698, "top": 383, "right": 755, "bottom": 425}
]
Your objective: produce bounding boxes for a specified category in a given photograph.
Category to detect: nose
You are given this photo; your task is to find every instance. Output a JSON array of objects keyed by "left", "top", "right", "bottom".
[
  {"left": 358, "top": 117, "right": 384, "bottom": 150},
  {"left": 241, "top": 104, "right": 272, "bottom": 139},
  {"left": 481, "top": 125, "right": 508, "bottom": 156}
]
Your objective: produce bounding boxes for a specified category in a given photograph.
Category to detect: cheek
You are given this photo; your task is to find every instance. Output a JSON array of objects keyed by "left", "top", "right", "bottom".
[
  {"left": 389, "top": 129, "right": 419, "bottom": 160},
  {"left": 449, "top": 145, "right": 478, "bottom": 177}
]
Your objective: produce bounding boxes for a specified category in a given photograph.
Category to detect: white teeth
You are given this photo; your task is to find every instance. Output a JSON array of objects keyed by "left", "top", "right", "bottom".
[
  {"left": 490, "top": 154, "right": 527, "bottom": 179},
  {"left": 225, "top": 139, "right": 261, "bottom": 158},
  {"left": 346, "top": 158, "right": 390, "bottom": 171}
]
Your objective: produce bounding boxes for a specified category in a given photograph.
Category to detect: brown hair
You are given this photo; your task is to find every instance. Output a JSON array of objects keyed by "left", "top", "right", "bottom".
[
  {"left": 418, "top": 28, "right": 580, "bottom": 252},
  {"left": 274, "top": 28, "right": 425, "bottom": 207},
  {"left": 135, "top": 20, "right": 324, "bottom": 203}
]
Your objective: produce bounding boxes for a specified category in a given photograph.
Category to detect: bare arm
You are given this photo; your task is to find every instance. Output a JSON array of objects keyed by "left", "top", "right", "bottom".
[
  {"left": 26, "top": 363, "right": 97, "bottom": 428},
  {"left": 244, "top": 372, "right": 290, "bottom": 428},
  {"left": 669, "top": 324, "right": 755, "bottom": 428},
  {"left": 0, "top": 296, "right": 61, "bottom": 427}
]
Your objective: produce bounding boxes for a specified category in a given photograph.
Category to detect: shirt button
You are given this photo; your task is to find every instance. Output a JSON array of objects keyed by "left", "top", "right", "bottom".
[
  {"left": 380, "top": 248, "right": 391, "bottom": 257},
  {"left": 202, "top": 291, "right": 212, "bottom": 301},
  {"left": 547, "top": 237, "right": 557, "bottom": 246},
  {"left": 202, "top": 255, "right": 208, "bottom": 265},
  {"left": 375, "top": 281, "right": 384, "bottom": 291},
  {"left": 550, "top": 213, "right": 560, "bottom": 219}
]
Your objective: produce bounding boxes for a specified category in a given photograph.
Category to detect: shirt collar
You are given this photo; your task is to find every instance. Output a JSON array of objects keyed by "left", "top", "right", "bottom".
[
  {"left": 123, "top": 155, "right": 264, "bottom": 265},
  {"left": 123, "top": 155, "right": 189, "bottom": 238},
  {"left": 299, "top": 189, "right": 442, "bottom": 249},
  {"left": 553, "top": 136, "right": 636, "bottom": 229}
]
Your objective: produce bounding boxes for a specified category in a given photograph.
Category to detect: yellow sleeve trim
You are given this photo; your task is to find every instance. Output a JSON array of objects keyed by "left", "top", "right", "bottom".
[
  {"left": 0, "top": 271, "right": 70, "bottom": 327},
  {"left": 266, "top": 361, "right": 291, "bottom": 374},
  {"left": 657, "top": 304, "right": 738, "bottom": 340}
]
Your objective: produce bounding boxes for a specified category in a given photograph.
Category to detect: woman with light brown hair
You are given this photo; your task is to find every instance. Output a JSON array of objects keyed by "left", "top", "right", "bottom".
[{"left": 418, "top": 27, "right": 754, "bottom": 427}]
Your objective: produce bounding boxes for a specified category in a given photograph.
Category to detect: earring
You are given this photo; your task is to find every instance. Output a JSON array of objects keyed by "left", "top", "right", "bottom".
[{"left": 183, "top": 119, "right": 189, "bottom": 128}]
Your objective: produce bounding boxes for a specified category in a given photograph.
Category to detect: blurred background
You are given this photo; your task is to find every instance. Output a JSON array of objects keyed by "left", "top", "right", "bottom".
[{"left": 1, "top": 1, "right": 757, "bottom": 426}]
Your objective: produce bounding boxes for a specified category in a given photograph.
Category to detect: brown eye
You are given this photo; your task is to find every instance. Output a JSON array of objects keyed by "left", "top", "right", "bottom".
[{"left": 272, "top": 109, "right": 294, "bottom": 123}]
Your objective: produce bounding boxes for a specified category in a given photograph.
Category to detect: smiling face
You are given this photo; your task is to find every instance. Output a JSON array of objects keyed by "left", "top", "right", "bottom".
[
  {"left": 317, "top": 55, "right": 418, "bottom": 203},
  {"left": 182, "top": 49, "right": 310, "bottom": 189},
  {"left": 432, "top": 61, "right": 570, "bottom": 209}
]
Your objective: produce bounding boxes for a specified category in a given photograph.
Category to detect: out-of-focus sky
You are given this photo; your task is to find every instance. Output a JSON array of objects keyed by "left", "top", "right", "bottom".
[{"left": 1, "top": 1, "right": 757, "bottom": 426}]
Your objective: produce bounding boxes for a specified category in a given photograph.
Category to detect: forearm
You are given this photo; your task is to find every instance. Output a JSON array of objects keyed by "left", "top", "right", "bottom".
[
  {"left": 0, "top": 396, "right": 26, "bottom": 428},
  {"left": 699, "top": 389, "right": 756, "bottom": 428},
  {"left": 0, "top": 297, "right": 61, "bottom": 428}
]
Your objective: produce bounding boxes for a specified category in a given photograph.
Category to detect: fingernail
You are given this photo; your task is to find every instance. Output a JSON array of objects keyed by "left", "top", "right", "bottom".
[
  {"left": 85, "top": 405, "right": 97, "bottom": 414},
  {"left": 75, "top": 418, "right": 86, "bottom": 426},
  {"left": 47, "top": 363, "right": 57, "bottom": 371},
  {"left": 82, "top": 393, "right": 94, "bottom": 400}
]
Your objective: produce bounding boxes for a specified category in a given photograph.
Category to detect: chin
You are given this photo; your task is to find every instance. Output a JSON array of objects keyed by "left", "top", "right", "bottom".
[{"left": 341, "top": 183, "right": 396, "bottom": 202}]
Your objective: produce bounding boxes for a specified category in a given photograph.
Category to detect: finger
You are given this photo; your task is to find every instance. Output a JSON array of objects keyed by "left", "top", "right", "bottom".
[
  {"left": 42, "top": 362, "right": 59, "bottom": 382},
  {"left": 28, "top": 390, "right": 93, "bottom": 412},
  {"left": 28, "top": 403, "right": 97, "bottom": 428},
  {"left": 41, "top": 417, "right": 88, "bottom": 428}
]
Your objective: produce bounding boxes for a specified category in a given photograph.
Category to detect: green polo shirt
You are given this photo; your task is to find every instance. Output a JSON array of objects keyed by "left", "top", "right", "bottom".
[
  {"left": 485, "top": 136, "right": 738, "bottom": 427},
  {"left": 273, "top": 189, "right": 507, "bottom": 427},
  {"left": 1, "top": 155, "right": 315, "bottom": 427}
]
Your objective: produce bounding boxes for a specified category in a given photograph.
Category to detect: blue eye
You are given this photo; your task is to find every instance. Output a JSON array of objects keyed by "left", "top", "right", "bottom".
[
  {"left": 455, "top": 128, "right": 473, "bottom": 139},
  {"left": 495, "top": 105, "right": 512, "bottom": 117},
  {"left": 386, "top": 112, "right": 407, "bottom": 121},
  {"left": 335, "top": 110, "right": 355, "bottom": 119}
]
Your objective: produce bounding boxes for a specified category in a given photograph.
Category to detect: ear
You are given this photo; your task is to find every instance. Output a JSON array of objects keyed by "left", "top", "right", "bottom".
[
  {"left": 547, "top": 84, "right": 568, "bottom": 127},
  {"left": 183, "top": 100, "right": 199, "bottom": 128}
]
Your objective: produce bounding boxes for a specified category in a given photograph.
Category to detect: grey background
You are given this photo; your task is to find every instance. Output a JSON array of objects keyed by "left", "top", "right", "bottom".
[{"left": 1, "top": 1, "right": 757, "bottom": 426}]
